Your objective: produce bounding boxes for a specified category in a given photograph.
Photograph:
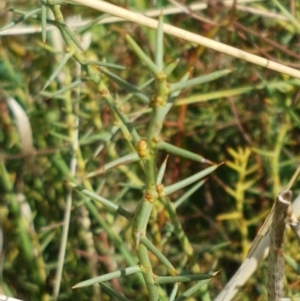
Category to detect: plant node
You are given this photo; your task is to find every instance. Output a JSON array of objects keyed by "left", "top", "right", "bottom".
[
  {"left": 145, "top": 191, "right": 155, "bottom": 203},
  {"left": 156, "top": 184, "right": 165, "bottom": 197},
  {"left": 136, "top": 139, "right": 149, "bottom": 157},
  {"left": 151, "top": 95, "right": 166, "bottom": 106},
  {"left": 99, "top": 88, "right": 109, "bottom": 97},
  {"left": 152, "top": 135, "right": 161, "bottom": 144},
  {"left": 156, "top": 71, "right": 166, "bottom": 81}
]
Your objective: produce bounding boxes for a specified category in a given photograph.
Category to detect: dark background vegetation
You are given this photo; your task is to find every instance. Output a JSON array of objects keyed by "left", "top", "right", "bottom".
[{"left": 1, "top": 0, "right": 300, "bottom": 300}]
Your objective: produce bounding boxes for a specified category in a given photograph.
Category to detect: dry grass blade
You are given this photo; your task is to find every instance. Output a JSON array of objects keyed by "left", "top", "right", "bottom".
[
  {"left": 69, "top": 0, "right": 300, "bottom": 79},
  {"left": 5, "top": 96, "right": 34, "bottom": 153}
]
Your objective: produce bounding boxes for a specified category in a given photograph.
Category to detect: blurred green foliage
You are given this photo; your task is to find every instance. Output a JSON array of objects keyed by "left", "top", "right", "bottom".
[{"left": 1, "top": 1, "right": 300, "bottom": 301}]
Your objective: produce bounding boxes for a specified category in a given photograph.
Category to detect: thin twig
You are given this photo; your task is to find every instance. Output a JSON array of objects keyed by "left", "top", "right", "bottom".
[
  {"left": 234, "top": 21, "right": 300, "bottom": 60},
  {"left": 1, "top": 1, "right": 289, "bottom": 36},
  {"left": 69, "top": 0, "right": 300, "bottom": 79},
  {"left": 167, "top": 0, "right": 218, "bottom": 25},
  {"left": 228, "top": 97, "right": 253, "bottom": 145}
]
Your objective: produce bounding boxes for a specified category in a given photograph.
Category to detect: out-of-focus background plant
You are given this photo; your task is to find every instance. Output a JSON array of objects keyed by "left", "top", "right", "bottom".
[{"left": 1, "top": 1, "right": 300, "bottom": 301}]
